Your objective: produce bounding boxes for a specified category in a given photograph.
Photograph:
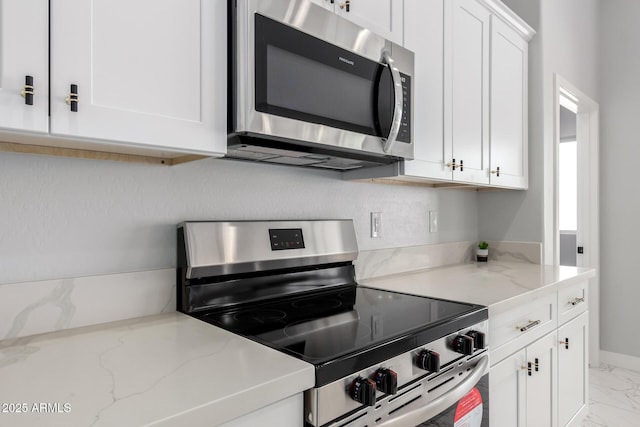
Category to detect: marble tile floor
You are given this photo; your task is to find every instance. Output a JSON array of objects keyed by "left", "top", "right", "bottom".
[{"left": 583, "top": 364, "right": 640, "bottom": 426}]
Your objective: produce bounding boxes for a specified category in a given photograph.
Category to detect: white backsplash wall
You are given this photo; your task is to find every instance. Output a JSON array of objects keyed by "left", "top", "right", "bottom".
[{"left": 0, "top": 152, "right": 478, "bottom": 285}]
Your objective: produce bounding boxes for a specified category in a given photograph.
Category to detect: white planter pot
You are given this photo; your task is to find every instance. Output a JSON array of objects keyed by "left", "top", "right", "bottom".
[{"left": 476, "top": 248, "right": 489, "bottom": 262}]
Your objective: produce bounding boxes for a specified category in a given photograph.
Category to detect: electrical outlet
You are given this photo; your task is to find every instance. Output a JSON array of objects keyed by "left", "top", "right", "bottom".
[
  {"left": 371, "top": 212, "right": 382, "bottom": 238},
  {"left": 429, "top": 211, "right": 438, "bottom": 233}
]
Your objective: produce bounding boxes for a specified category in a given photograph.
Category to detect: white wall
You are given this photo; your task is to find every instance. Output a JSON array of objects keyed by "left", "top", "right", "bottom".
[
  {"left": 478, "top": 0, "right": 599, "bottom": 264},
  {"left": 0, "top": 152, "right": 478, "bottom": 285},
  {"left": 599, "top": 0, "right": 640, "bottom": 358}
]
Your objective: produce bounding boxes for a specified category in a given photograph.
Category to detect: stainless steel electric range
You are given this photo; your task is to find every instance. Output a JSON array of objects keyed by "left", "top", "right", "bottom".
[{"left": 177, "top": 220, "right": 488, "bottom": 427}]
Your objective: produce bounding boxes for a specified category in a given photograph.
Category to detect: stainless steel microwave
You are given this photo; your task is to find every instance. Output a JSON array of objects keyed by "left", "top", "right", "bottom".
[{"left": 228, "top": 0, "right": 414, "bottom": 170}]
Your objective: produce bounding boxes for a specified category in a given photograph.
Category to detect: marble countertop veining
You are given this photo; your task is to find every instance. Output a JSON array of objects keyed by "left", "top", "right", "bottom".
[
  {"left": 0, "top": 312, "right": 314, "bottom": 427},
  {"left": 360, "top": 261, "right": 596, "bottom": 315}
]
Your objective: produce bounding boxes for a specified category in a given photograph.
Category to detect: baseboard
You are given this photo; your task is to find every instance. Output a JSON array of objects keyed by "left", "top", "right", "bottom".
[{"left": 600, "top": 350, "right": 640, "bottom": 371}]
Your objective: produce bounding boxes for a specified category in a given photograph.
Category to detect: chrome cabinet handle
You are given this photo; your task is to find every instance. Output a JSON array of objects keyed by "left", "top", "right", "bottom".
[
  {"left": 569, "top": 297, "right": 585, "bottom": 306},
  {"left": 491, "top": 166, "right": 500, "bottom": 176},
  {"left": 380, "top": 50, "right": 403, "bottom": 154},
  {"left": 560, "top": 338, "right": 569, "bottom": 349},
  {"left": 516, "top": 319, "right": 541, "bottom": 332},
  {"left": 339, "top": 0, "right": 350, "bottom": 11}
]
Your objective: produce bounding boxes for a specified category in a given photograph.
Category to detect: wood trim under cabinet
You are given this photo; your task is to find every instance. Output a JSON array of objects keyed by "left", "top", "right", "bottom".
[{"left": 0, "top": 141, "right": 208, "bottom": 166}]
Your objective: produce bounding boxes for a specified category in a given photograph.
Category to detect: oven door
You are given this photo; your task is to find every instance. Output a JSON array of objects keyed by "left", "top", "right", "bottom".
[
  {"left": 376, "top": 356, "right": 489, "bottom": 427},
  {"left": 419, "top": 374, "right": 489, "bottom": 427},
  {"left": 233, "top": 0, "right": 414, "bottom": 159}
]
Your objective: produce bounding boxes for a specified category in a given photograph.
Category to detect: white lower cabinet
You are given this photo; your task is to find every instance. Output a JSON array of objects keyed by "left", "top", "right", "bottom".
[
  {"left": 558, "top": 312, "right": 589, "bottom": 426},
  {"left": 218, "top": 394, "right": 303, "bottom": 427},
  {"left": 490, "top": 332, "right": 557, "bottom": 427},
  {"left": 525, "top": 332, "right": 558, "bottom": 427},
  {"left": 490, "top": 348, "right": 525, "bottom": 427},
  {"left": 489, "top": 282, "right": 589, "bottom": 427}
]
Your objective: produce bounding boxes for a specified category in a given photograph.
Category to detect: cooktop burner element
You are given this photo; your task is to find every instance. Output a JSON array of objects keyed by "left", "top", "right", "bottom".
[{"left": 177, "top": 220, "right": 488, "bottom": 427}]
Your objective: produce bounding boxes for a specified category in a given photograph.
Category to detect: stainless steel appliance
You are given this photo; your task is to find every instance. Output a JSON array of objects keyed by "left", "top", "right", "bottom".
[
  {"left": 177, "top": 220, "right": 488, "bottom": 426},
  {"left": 228, "top": 0, "right": 414, "bottom": 170}
]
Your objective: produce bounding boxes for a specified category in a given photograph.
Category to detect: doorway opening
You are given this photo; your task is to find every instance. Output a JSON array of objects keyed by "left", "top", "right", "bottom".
[
  {"left": 559, "top": 98, "right": 578, "bottom": 267},
  {"left": 554, "top": 75, "right": 600, "bottom": 365}
]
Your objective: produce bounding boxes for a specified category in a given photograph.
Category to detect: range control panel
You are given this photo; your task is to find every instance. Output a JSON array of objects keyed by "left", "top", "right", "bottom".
[{"left": 269, "top": 228, "right": 305, "bottom": 250}]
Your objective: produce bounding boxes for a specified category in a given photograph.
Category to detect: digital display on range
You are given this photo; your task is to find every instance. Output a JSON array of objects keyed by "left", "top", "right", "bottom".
[{"left": 269, "top": 228, "right": 305, "bottom": 251}]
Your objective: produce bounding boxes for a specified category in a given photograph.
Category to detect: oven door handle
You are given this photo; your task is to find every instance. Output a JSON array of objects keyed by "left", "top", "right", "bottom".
[
  {"left": 381, "top": 50, "right": 403, "bottom": 154},
  {"left": 377, "top": 355, "right": 489, "bottom": 427}
]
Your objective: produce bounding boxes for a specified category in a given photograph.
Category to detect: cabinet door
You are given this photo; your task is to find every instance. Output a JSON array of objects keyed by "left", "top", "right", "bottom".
[
  {"left": 49, "top": 0, "right": 226, "bottom": 156},
  {"left": 526, "top": 332, "right": 558, "bottom": 427},
  {"left": 335, "top": 0, "right": 404, "bottom": 45},
  {"left": 402, "top": 0, "right": 452, "bottom": 181},
  {"left": 558, "top": 312, "right": 588, "bottom": 426},
  {"left": 490, "top": 16, "right": 528, "bottom": 189},
  {"left": 490, "top": 349, "right": 526, "bottom": 427},
  {"left": 445, "top": 0, "right": 490, "bottom": 185},
  {"left": 0, "top": 0, "right": 49, "bottom": 133}
]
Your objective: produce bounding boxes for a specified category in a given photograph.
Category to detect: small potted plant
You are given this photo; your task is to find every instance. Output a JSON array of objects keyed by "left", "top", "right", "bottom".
[{"left": 477, "top": 241, "right": 489, "bottom": 262}]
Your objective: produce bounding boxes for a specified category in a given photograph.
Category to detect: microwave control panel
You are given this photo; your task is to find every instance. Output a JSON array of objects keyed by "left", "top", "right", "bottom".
[{"left": 397, "top": 72, "right": 411, "bottom": 143}]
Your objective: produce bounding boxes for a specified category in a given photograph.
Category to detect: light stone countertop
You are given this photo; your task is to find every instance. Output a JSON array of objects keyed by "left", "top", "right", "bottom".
[
  {"left": 359, "top": 261, "right": 596, "bottom": 316},
  {"left": 0, "top": 260, "right": 595, "bottom": 427},
  {"left": 0, "top": 312, "right": 314, "bottom": 427}
]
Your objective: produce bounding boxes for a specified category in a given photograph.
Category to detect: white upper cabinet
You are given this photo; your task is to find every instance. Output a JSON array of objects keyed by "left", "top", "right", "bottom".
[
  {"left": 49, "top": 0, "right": 226, "bottom": 156},
  {"left": 402, "top": 0, "right": 492, "bottom": 185},
  {"left": 402, "top": 0, "right": 450, "bottom": 181},
  {"left": 490, "top": 15, "right": 529, "bottom": 189},
  {"left": 345, "top": 0, "right": 534, "bottom": 190},
  {"left": 0, "top": 0, "right": 49, "bottom": 134},
  {"left": 311, "top": 0, "right": 404, "bottom": 45},
  {"left": 446, "top": 0, "right": 490, "bottom": 185}
]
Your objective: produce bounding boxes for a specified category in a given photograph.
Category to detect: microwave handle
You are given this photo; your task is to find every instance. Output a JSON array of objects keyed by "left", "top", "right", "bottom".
[{"left": 381, "top": 50, "right": 403, "bottom": 154}]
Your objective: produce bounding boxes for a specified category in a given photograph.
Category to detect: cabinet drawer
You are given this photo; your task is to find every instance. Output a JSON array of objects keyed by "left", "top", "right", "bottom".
[
  {"left": 490, "top": 292, "right": 556, "bottom": 364},
  {"left": 558, "top": 281, "right": 588, "bottom": 325}
]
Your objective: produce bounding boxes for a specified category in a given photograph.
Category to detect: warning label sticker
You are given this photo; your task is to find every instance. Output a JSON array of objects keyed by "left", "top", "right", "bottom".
[{"left": 453, "top": 387, "right": 483, "bottom": 427}]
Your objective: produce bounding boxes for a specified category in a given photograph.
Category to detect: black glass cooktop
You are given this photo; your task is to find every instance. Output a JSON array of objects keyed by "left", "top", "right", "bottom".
[{"left": 198, "top": 285, "right": 487, "bottom": 386}]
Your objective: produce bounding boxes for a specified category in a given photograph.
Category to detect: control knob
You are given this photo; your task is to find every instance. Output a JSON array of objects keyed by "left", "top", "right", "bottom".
[
  {"left": 452, "top": 334, "right": 474, "bottom": 355},
  {"left": 350, "top": 377, "right": 376, "bottom": 406},
  {"left": 416, "top": 350, "right": 441, "bottom": 373},
  {"left": 374, "top": 368, "right": 398, "bottom": 395},
  {"left": 466, "top": 330, "right": 486, "bottom": 350}
]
